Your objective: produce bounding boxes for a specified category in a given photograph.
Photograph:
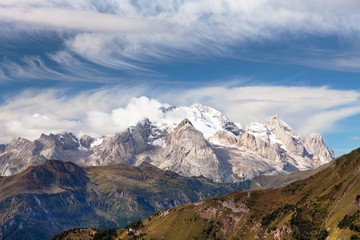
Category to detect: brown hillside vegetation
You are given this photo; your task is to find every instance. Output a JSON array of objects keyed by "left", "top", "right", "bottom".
[
  {"left": 58, "top": 148, "right": 360, "bottom": 240},
  {"left": 0, "top": 161, "right": 246, "bottom": 239}
]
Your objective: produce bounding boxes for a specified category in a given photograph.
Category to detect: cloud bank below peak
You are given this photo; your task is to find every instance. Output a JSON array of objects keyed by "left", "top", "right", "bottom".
[{"left": 0, "top": 84, "right": 359, "bottom": 144}]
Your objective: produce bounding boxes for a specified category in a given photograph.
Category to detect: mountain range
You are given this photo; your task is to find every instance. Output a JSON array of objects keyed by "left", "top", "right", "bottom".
[
  {"left": 0, "top": 103, "right": 334, "bottom": 183},
  {"left": 0, "top": 103, "right": 345, "bottom": 240}
]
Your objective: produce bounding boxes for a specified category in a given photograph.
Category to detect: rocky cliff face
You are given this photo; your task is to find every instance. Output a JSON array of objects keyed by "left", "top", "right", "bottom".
[
  {"left": 150, "top": 119, "right": 229, "bottom": 182},
  {"left": 265, "top": 116, "right": 305, "bottom": 155},
  {"left": 0, "top": 137, "right": 46, "bottom": 176},
  {"left": 0, "top": 103, "right": 334, "bottom": 182},
  {"left": 36, "top": 132, "right": 83, "bottom": 161},
  {"left": 304, "top": 133, "right": 335, "bottom": 163},
  {"left": 83, "top": 119, "right": 157, "bottom": 166},
  {"left": 0, "top": 132, "right": 92, "bottom": 176}
]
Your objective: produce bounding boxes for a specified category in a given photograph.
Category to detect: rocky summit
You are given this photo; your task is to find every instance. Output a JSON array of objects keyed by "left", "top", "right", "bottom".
[{"left": 0, "top": 103, "right": 334, "bottom": 183}]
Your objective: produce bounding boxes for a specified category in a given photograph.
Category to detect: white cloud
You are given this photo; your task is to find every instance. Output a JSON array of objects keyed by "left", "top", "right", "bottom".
[
  {"left": 1, "top": 0, "right": 360, "bottom": 79},
  {"left": 0, "top": 86, "right": 147, "bottom": 142},
  {"left": 0, "top": 84, "right": 359, "bottom": 143},
  {"left": 111, "top": 97, "right": 164, "bottom": 128},
  {"left": 4, "top": 113, "right": 79, "bottom": 141},
  {"left": 0, "top": 5, "right": 155, "bottom": 33},
  {"left": 0, "top": 93, "right": 169, "bottom": 142},
  {"left": 83, "top": 96, "right": 168, "bottom": 136}
]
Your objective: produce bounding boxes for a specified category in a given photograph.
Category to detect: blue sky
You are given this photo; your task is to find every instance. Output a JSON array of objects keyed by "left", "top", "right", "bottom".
[{"left": 0, "top": 0, "right": 359, "bottom": 156}]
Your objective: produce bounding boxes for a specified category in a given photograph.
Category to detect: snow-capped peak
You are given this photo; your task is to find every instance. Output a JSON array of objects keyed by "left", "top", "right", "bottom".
[
  {"left": 266, "top": 115, "right": 293, "bottom": 133},
  {"left": 190, "top": 103, "right": 222, "bottom": 116},
  {"left": 307, "top": 132, "right": 323, "bottom": 140},
  {"left": 246, "top": 122, "right": 282, "bottom": 145},
  {"left": 90, "top": 137, "right": 104, "bottom": 148},
  {"left": 304, "top": 133, "right": 334, "bottom": 163},
  {"left": 265, "top": 115, "right": 301, "bottom": 142},
  {"left": 152, "top": 103, "right": 243, "bottom": 141},
  {"left": 246, "top": 122, "right": 270, "bottom": 139}
]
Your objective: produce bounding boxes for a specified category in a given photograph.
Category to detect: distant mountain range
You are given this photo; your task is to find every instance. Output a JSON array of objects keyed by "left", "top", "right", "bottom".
[
  {"left": 0, "top": 103, "right": 334, "bottom": 183},
  {"left": 57, "top": 147, "right": 360, "bottom": 240}
]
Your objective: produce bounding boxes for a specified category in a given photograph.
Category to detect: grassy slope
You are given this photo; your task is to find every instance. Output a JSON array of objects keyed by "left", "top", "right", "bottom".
[{"left": 115, "top": 148, "right": 360, "bottom": 240}]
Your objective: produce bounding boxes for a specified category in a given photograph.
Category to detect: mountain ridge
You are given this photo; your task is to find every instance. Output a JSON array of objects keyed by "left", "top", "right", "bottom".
[{"left": 0, "top": 103, "right": 334, "bottom": 182}]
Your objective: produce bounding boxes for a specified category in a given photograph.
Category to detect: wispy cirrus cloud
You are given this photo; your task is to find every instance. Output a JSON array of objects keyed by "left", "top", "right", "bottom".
[
  {"left": 1, "top": 0, "right": 360, "bottom": 82},
  {"left": 0, "top": 5, "right": 155, "bottom": 33}
]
